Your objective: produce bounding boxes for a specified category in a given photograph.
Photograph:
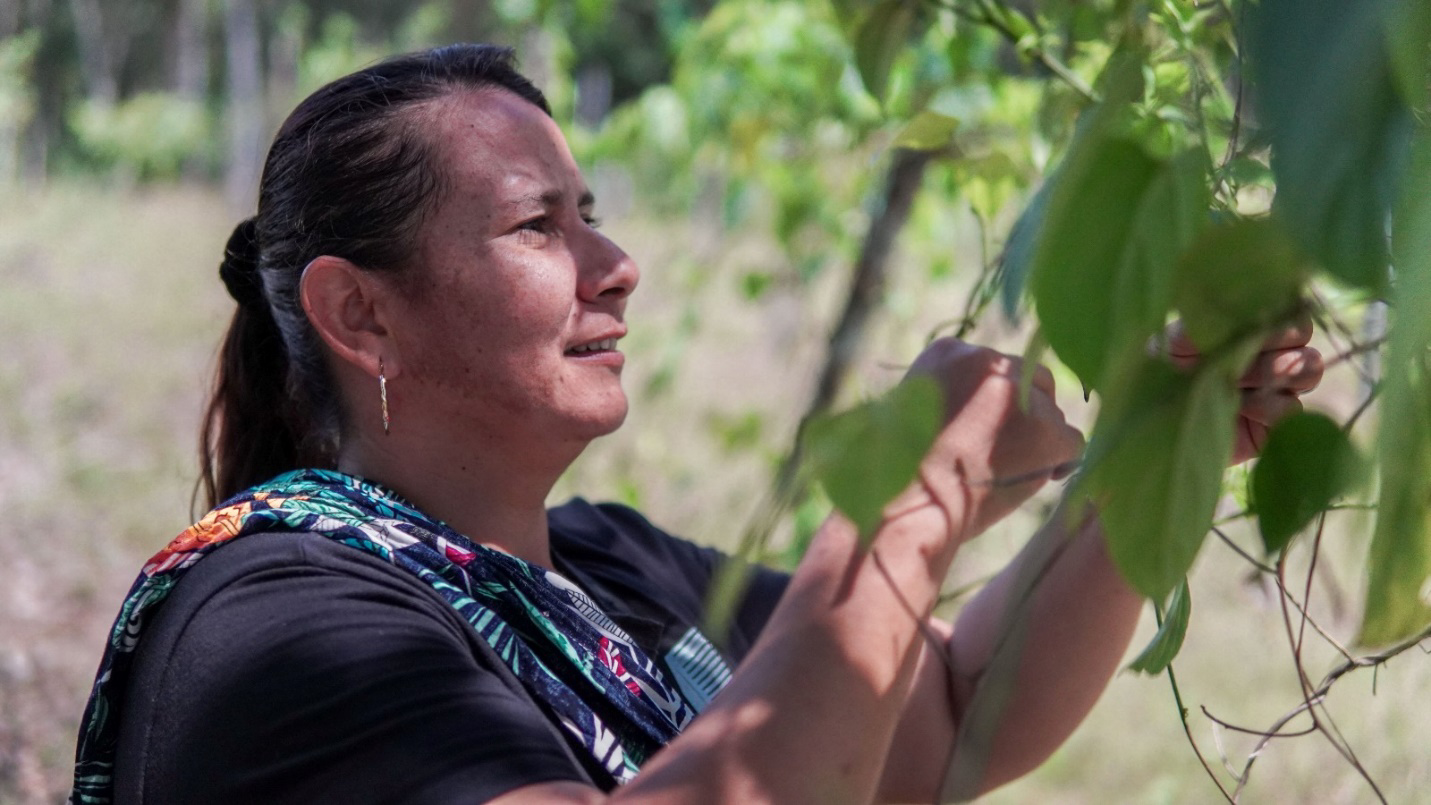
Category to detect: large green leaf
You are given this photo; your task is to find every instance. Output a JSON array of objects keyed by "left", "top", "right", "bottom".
[
  {"left": 1361, "top": 125, "right": 1431, "bottom": 647},
  {"left": 1000, "top": 44, "right": 1148, "bottom": 323},
  {"left": 1173, "top": 218, "right": 1308, "bottom": 353},
  {"left": 803, "top": 376, "right": 944, "bottom": 541},
  {"left": 1030, "top": 142, "right": 1206, "bottom": 392},
  {"left": 1249, "top": 0, "right": 1415, "bottom": 291},
  {"left": 1384, "top": 0, "right": 1431, "bottom": 109},
  {"left": 1128, "top": 579, "right": 1192, "bottom": 675},
  {"left": 999, "top": 178, "right": 1050, "bottom": 321},
  {"left": 1250, "top": 412, "right": 1362, "bottom": 555},
  {"left": 893, "top": 109, "right": 958, "bottom": 151},
  {"left": 1081, "top": 357, "right": 1239, "bottom": 599},
  {"left": 852, "top": 0, "right": 921, "bottom": 102}
]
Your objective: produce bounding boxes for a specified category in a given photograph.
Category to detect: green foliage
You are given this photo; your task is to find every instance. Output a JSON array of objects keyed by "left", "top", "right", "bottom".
[
  {"left": 893, "top": 109, "right": 958, "bottom": 151},
  {"left": 852, "top": 0, "right": 925, "bottom": 102},
  {"left": 70, "top": 94, "right": 213, "bottom": 179},
  {"left": 1250, "top": 412, "right": 1361, "bottom": 555},
  {"left": 0, "top": 33, "right": 40, "bottom": 133},
  {"left": 1128, "top": 578, "right": 1191, "bottom": 674},
  {"left": 1081, "top": 355, "right": 1239, "bottom": 599},
  {"left": 803, "top": 376, "right": 943, "bottom": 541},
  {"left": 1384, "top": 0, "right": 1431, "bottom": 109},
  {"left": 1249, "top": 0, "right": 1413, "bottom": 291},
  {"left": 1362, "top": 125, "right": 1431, "bottom": 647},
  {"left": 290, "top": 12, "right": 391, "bottom": 98},
  {"left": 1172, "top": 219, "right": 1307, "bottom": 353},
  {"left": 1030, "top": 138, "right": 1206, "bottom": 391}
]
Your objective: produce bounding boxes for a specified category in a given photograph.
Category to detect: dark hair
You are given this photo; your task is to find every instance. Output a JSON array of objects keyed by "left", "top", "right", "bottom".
[{"left": 200, "top": 44, "right": 551, "bottom": 508}]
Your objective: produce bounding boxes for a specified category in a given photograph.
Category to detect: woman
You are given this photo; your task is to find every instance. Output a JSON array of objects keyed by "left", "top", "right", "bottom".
[{"left": 72, "top": 45, "right": 1321, "bottom": 804}]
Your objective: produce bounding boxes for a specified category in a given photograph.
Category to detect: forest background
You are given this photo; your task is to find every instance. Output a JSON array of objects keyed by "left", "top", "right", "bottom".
[{"left": 1, "top": 0, "right": 1429, "bottom": 802}]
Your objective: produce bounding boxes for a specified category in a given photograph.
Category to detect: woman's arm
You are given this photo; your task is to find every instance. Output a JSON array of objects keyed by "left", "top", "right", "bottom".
[
  {"left": 490, "top": 338, "right": 1082, "bottom": 804},
  {"left": 874, "top": 505, "right": 1141, "bottom": 803},
  {"left": 872, "top": 321, "right": 1324, "bottom": 802}
]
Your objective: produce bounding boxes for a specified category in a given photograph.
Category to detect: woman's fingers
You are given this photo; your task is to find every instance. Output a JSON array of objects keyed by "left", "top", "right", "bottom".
[
  {"left": 1030, "top": 363, "right": 1057, "bottom": 399},
  {"left": 1231, "top": 391, "right": 1302, "bottom": 464},
  {"left": 1239, "top": 389, "right": 1304, "bottom": 426},
  {"left": 907, "top": 338, "right": 1086, "bottom": 539},
  {"left": 1238, "top": 346, "right": 1323, "bottom": 393},
  {"left": 1166, "top": 315, "right": 1314, "bottom": 360}
]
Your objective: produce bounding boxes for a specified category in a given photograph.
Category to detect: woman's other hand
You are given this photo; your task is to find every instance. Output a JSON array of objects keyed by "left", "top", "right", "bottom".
[
  {"left": 905, "top": 337, "right": 1085, "bottom": 541},
  {"left": 1167, "top": 318, "right": 1325, "bottom": 465}
]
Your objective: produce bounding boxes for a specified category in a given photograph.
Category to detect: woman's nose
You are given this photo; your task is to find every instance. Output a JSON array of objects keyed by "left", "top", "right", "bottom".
[{"left": 578, "top": 230, "right": 640, "bottom": 303}]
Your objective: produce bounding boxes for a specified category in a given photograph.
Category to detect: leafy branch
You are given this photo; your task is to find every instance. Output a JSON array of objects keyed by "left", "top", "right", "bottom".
[{"left": 930, "top": 0, "right": 1098, "bottom": 103}]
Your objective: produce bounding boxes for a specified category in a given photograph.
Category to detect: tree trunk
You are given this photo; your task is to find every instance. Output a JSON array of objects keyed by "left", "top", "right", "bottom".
[
  {"left": 67, "top": 0, "right": 117, "bottom": 105},
  {"left": 0, "top": 0, "right": 21, "bottom": 37},
  {"left": 171, "top": 0, "right": 207, "bottom": 97},
  {"left": 171, "top": 0, "right": 209, "bottom": 180},
  {"left": 224, "top": 0, "right": 263, "bottom": 212},
  {"left": 745, "top": 147, "right": 934, "bottom": 540},
  {"left": 20, "top": 0, "right": 56, "bottom": 182}
]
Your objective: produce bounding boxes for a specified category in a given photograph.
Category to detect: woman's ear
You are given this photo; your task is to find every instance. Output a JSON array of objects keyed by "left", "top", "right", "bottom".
[{"left": 299, "top": 256, "right": 397, "bottom": 379}]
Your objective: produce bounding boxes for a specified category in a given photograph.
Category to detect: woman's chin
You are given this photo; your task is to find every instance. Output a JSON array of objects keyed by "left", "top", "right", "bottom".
[{"left": 562, "top": 395, "right": 629, "bottom": 442}]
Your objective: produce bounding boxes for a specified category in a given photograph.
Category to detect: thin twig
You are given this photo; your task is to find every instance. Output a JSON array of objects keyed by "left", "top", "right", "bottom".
[
  {"left": 1209, "top": 527, "right": 1354, "bottom": 663},
  {"left": 936, "top": 0, "right": 1098, "bottom": 103},
  {"left": 1163, "top": 646, "right": 1237, "bottom": 802},
  {"left": 1199, "top": 705, "right": 1317, "bottom": 740}
]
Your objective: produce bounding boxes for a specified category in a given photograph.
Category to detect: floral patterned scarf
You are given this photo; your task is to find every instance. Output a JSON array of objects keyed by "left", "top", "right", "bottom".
[{"left": 71, "top": 469, "right": 697, "bottom": 803}]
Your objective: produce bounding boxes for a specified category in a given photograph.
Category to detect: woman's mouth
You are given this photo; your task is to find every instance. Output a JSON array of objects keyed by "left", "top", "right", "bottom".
[{"left": 566, "top": 337, "right": 619, "bottom": 355}]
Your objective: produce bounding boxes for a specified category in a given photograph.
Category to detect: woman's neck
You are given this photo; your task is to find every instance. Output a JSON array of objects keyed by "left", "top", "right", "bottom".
[{"left": 337, "top": 426, "right": 580, "bottom": 568}]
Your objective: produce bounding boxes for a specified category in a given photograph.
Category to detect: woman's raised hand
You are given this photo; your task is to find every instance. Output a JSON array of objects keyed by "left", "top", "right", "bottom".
[
  {"left": 1166, "top": 319, "right": 1325, "bottom": 465},
  {"left": 905, "top": 337, "right": 1085, "bottom": 541}
]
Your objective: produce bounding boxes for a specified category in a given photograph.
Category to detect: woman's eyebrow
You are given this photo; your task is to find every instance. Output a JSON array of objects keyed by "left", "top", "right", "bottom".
[{"left": 504, "top": 189, "right": 598, "bottom": 211}]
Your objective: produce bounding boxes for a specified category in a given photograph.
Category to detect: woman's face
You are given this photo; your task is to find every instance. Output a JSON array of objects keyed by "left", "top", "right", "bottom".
[{"left": 385, "top": 88, "right": 639, "bottom": 453}]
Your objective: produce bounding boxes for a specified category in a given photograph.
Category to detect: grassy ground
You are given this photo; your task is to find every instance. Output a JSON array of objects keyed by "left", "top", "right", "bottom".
[{"left": 0, "top": 184, "right": 1425, "bottom": 803}]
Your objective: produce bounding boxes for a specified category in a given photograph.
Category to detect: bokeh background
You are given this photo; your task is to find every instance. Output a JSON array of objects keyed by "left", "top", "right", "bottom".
[{"left": 1, "top": 1, "right": 1427, "bottom": 802}]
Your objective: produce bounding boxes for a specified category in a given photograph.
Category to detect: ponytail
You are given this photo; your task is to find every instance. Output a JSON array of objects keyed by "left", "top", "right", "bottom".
[{"left": 200, "top": 219, "right": 308, "bottom": 508}]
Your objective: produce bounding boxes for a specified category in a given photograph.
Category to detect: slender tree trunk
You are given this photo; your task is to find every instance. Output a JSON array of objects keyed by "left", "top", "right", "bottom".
[
  {"left": 807, "top": 148, "right": 933, "bottom": 416},
  {"left": 0, "top": 0, "right": 21, "bottom": 37},
  {"left": 172, "top": 0, "right": 209, "bottom": 180},
  {"left": 172, "top": 0, "right": 207, "bottom": 97},
  {"left": 67, "top": 0, "right": 117, "bottom": 105},
  {"left": 224, "top": 0, "right": 263, "bottom": 212},
  {"left": 20, "top": 0, "right": 55, "bottom": 182},
  {"left": 746, "top": 147, "right": 934, "bottom": 539}
]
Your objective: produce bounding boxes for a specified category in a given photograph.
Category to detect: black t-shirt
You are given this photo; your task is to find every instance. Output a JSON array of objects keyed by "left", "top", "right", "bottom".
[{"left": 111, "top": 499, "right": 789, "bottom": 804}]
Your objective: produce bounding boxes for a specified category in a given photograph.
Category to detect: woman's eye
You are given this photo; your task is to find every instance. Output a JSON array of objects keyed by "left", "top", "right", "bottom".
[
  {"left": 518, "top": 216, "right": 551, "bottom": 233},
  {"left": 583, "top": 215, "right": 602, "bottom": 229}
]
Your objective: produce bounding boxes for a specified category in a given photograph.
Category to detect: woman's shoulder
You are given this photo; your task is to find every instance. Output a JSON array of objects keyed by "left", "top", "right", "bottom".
[
  {"left": 115, "top": 529, "right": 584, "bottom": 804},
  {"left": 547, "top": 499, "right": 732, "bottom": 600}
]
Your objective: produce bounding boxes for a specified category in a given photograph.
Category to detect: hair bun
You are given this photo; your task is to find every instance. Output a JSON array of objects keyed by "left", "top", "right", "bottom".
[{"left": 219, "top": 218, "right": 265, "bottom": 307}]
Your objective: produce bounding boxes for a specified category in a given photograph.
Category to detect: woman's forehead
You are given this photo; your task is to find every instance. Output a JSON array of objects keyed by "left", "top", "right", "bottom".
[{"left": 427, "top": 89, "right": 578, "bottom": 202}]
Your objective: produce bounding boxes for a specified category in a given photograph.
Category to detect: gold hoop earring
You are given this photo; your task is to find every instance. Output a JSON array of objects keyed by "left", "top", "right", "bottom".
[{"left": 379, "top": 359, "right": 390, "bottom": 435}]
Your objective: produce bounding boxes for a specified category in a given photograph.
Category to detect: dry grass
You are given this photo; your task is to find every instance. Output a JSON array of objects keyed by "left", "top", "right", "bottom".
[{"left": 0, "top": 183, "right": 1426, "bottom": 803}]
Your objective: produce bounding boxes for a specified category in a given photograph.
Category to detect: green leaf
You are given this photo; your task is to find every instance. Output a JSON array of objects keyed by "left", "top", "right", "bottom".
[
  {"left": 1081, "top": 357, "right": 1239, "bottom": 599},
  {"left": 1128, "top": 580, "right": 1192, "bottom": 674},
  {"left": 998, "top": 178, "right": 1050, "bottom": 320},
  {"left": 804, "top": 376, "right": 944, "bottom": 541},
  {"left": 1001, "top": 45, "right": 1148, "bottom": 323},
  {"left": 1249, "top": 0, "right": 1414, "bottom": 290},
  {"left": 740, "top": 271, "right": 773, "bottom": 300},
  {"left": 1250, "top": 412, "right": 1362, "bottom": 554},
  {"left": 1030, "top": 142, "right": 1206, "bottom": 391},
  {"left": 893, "top": 109, "right": 958, "bottom": 151},
  {"left": 853, "top": 0, "right": 920, "bottom": 102},
  {"left": 1361, "top": 124, "right": 1431, "bottom": 647},
  {"left": 1384, "top": 0, "right": 1431, "bottom": 108},
  {"left": 1173, "top": 219, "right": 1308, "bottom": 353}
]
